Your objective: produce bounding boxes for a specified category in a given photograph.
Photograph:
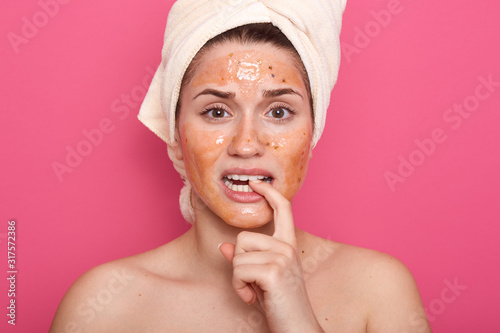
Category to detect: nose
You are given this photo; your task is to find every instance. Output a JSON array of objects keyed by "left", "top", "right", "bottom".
[{"left": 227, "top": 116, "right": 266, "bottom": 158}]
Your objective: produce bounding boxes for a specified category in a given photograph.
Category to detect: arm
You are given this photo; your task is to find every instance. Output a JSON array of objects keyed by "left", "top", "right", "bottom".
[{"left": 366, "top": 256, "right": 432, "bottom": 333}]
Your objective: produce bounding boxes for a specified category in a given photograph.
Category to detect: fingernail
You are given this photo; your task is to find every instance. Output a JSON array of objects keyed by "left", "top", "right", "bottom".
[
  {"left": 218, "top": 242, "right": 223, "bottom": 249},
  {"left": 250, "top": 179, "right": 262, "bottom": 184}
]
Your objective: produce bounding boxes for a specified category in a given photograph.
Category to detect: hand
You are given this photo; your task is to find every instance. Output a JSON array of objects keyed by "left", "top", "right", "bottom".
[{"left": 219, "top": 180, "right": 324, "bottom": 333}]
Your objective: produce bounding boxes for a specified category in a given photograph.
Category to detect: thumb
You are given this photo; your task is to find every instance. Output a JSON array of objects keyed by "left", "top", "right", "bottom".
[{"left": 218, "top": 242, "right": 235, "bottom": 263}]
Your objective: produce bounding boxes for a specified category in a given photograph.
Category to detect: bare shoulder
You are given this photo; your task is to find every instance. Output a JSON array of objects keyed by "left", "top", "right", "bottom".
[
  {"left": 299, "top": 230, "right": 412, "bottom": 276},
  {"left": 299, "top": 231, "right": 431, "bottom": 333},
  {"left": 337, "top": 242, "right": 431, "bottom": 332},
  {"left": 49, "top": 247, "right": 169, "bottom": 333}
]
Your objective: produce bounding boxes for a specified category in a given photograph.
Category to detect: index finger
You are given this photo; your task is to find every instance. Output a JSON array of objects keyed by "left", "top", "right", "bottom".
[{"left": 249, "top": 180, "right": 296, "bottom": 245}]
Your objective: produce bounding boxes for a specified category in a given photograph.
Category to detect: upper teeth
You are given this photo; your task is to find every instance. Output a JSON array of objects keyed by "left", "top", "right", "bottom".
[
  {"left": 223, "top": 174, "right": 272, "bottom": 192},
  {"left": 226, "top": 175, "right": 267, "bottom": 181}
]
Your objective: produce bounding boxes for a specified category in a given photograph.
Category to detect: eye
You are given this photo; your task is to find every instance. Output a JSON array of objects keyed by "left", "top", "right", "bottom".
[
  {"left": 265, "top": 105, "right": 294, "bottom": 120},
  {"left": 208, "top": 109, "right": 230, "bottom": 118},
  {"left": 201, "top": 106, "right": 231, "bottom": 120}
]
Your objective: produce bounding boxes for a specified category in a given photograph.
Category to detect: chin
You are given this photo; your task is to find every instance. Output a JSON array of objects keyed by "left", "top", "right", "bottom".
[
  {"left": 217, "top": 204, "right": 274, "bottom": 230},
  {"left": 192, "top": 188, "right": 275, "bottom": 229}
]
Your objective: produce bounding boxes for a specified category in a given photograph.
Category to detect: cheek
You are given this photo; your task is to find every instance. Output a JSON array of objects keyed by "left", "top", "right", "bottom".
[
  {"left": 180, "top": 124, "right": 243, "bottom": 223},
  {"left": 181, "top": 125, "right": 227, "bottom": 193},
  {"left": 267, "top": 128, "right": 312, "bottom": 200}
]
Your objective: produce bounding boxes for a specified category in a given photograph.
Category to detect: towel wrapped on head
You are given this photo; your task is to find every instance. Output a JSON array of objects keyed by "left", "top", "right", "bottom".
[{"left": 138, "top": 0, "right": 347, "bottom": 224}]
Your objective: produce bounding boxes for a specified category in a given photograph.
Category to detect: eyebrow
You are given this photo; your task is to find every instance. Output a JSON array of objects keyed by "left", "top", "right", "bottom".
[
  {"left": 262, "top": 88, "right": 303, "bottom": 100},
  {"left": 193, "top": 89, "right": 236, "bottom": 100},
  {"left": 193, "top": 88, "right": 303, "bottom": 100}
]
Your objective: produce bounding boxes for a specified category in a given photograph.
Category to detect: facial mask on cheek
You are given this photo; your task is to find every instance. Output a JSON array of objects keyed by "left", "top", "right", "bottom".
[
  {"left": 266, "top": 128, "right": 312, "bottom": 200},
  {"left": 181, "top": 124, "right": 274, "bottom": 227}
]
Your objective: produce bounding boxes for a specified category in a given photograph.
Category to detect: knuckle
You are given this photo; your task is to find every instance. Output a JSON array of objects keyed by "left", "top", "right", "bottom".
[
  {"left": 232, "top": 265, "right": 245, "bottom": 280},
  {"left": 274, "top": 254, "right": 289, "bottom": 268},
  {"left": 236, "top": 231, "right": 251, "bottom": 243},
  {"left": 232, "top": 253, "right": 243, "bottom": 266},
  {"left": 281, "top": 243, "right": 297, "bottom": 259},
  {"left": 266, "top": 264, "right": 283, "bottom": 284}
]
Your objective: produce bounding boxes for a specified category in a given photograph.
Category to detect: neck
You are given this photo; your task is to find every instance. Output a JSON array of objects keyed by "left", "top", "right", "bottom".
[{"left": 182, "top": 196, "right": 275, "bottom": 283}]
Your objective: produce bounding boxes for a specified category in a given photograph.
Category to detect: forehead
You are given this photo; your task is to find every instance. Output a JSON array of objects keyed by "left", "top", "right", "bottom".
[{"left": 190, "top": 42, "right": 305, "bottom": 91}]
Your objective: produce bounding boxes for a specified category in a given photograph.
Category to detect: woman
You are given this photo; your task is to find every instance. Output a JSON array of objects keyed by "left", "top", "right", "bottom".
[{"left": 50, "top": 1, "right": 431, "bottom": 332}]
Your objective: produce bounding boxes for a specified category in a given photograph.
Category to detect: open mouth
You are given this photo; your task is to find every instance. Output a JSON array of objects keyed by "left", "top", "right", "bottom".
[{"left": 222, "top": 174, "right": 273, "bottom": 192}]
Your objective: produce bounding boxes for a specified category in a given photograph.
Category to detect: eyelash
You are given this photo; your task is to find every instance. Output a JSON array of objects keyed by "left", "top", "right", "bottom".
[
  {"left": 200, "top": 104, "right": 231, "bottom": 121},
  {"left": 200, "top": 103, "right": 297, "bottom": 123},
  {"left": 266, "top": 103, "right": 296, "bottom": 123}
]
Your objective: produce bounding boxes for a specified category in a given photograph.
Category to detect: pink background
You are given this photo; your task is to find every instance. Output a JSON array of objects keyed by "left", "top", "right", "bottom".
[{"left": 1, "top": 0, "right": 499, "bottom": 332}]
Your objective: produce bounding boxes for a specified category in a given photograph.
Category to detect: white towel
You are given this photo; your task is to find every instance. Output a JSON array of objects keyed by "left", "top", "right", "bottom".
[{"left": 138, "top": 0, "right": 347, "bottom": 223}]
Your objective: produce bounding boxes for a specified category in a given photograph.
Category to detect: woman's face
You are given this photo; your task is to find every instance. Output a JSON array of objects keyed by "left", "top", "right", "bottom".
[{"left": 175, "top": 41, "right": 313, "bottom": 228}]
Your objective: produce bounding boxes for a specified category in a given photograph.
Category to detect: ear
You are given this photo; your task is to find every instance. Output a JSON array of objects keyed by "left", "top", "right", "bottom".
[{"left": 172, "top": 129, "right": 184, "bottom": 161}]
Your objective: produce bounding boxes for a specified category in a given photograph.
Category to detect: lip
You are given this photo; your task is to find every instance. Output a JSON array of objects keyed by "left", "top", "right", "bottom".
[
  {"left": 220, "top": 167, "right": 274, "bottom": 203},
  {"left": 221, "top": 167, "right": 274, "bottom": 179}
]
